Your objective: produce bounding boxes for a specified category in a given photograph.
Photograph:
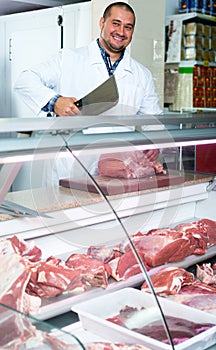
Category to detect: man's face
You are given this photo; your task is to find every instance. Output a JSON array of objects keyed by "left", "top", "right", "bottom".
[{"left": 99, "top": 6, "right": 135, "bottom": 56}]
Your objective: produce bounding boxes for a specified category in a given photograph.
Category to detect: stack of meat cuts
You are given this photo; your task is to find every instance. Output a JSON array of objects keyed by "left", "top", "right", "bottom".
[
  {"left": 141, "top": 265, "right": 216, "bottom": 314},
  {"left": 98, "top": 151, "right": 166, "bottom": 179},
  {"left": 0, "top": 235, "right": 112, "bottom": 311}
]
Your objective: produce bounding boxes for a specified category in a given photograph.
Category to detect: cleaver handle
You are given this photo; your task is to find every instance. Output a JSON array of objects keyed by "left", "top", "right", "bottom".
[{"left": 74, "top": 99, "right": 83, "bottom": 109}]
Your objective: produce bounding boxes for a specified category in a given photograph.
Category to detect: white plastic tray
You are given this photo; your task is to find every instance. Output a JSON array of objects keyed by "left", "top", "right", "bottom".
[{"left": 72, "top": 287, "right": 216, "bottom": 350}]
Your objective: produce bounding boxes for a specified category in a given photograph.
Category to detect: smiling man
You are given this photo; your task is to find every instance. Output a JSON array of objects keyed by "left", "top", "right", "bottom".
[
  {"left": 99, "top": 3, "right": 135, "bottom": 60},
  {"left": 14, "top": 1, "right": 161, "bottom": 120}
]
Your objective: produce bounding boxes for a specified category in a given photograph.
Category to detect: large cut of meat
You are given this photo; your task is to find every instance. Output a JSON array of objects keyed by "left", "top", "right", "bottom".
[
  {"left": 26, "top": 256, "right": 85, "bottom": 298},
  {"left": 118, "top": 218, "right": 216, "bottom": 268},
  {"left": 108, "top": 249, "right": 150, "bottom": 281},
  {"left": 106, "top": 305, "right": 214, "bottom": 345},
  {"left": 65, "top": 253, "right": 111, "bottom": 288},
  {"left": 118, "top": 232, "right": 194, "bottom": 267},
  {"left": 98, "top": 151, "right": 166, "bottom": 179}
]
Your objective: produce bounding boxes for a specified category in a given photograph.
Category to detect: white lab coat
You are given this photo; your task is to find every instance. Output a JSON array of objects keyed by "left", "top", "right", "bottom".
[
  {"left": 14, "top": 39, "right": 163, "bottom": 187},
  {"left": 14, "top": 39, "right": 162, "bottom": 116}
]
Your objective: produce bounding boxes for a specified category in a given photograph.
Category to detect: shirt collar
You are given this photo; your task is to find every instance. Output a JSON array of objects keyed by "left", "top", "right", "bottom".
[
  {"left": 89, "top": 40, "right": 132, "bottom": 74},
  {"left": 96, "top": 38, "right": 125, "bottom": 76}
]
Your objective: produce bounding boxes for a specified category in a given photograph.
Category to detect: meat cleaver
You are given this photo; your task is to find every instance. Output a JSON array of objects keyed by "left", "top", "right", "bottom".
[{"left": 74, "top": 75, "right": 119, "bottom": 115}]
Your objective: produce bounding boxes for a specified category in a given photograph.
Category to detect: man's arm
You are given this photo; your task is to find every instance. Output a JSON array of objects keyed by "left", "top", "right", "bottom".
[{"left": 14, "top": 53, "right": 62, "bottom": 116}]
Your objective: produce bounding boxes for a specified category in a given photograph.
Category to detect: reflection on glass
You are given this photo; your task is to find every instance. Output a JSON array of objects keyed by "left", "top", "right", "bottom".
[{"left": 0, "top": 303, "right": 84, "bottom": 349}]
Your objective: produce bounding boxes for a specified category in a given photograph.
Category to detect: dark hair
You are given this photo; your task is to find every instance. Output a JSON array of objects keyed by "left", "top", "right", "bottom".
[{"left": 103, "top": 2, "right": 135, "bottom": 25}]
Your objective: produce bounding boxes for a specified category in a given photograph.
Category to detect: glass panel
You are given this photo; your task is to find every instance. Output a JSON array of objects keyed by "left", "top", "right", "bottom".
[{"left": 0, "top": 303, "right": 84, "bottom": 349}]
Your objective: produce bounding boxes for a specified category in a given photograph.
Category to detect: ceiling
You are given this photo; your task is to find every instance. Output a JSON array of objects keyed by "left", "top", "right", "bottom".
[{"left": 0, "top": 0, "right": 89, "bottom": 16}]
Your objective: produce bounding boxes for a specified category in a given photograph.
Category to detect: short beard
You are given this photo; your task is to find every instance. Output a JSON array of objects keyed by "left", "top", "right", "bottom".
[{"left": 100, "top": 35, "right": 125, "bottom": 54}]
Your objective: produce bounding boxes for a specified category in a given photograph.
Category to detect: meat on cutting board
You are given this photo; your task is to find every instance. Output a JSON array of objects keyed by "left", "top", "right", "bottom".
[{"left": 98, "top": 151, "right": 166, "bottom": 179}]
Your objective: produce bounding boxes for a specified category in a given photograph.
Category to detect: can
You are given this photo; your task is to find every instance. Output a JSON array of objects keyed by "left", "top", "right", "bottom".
[{"left": 179, "top": 0, "right": 190, "bottom": 13}]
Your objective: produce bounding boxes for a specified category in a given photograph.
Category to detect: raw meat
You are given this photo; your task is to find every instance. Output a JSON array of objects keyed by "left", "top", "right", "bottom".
[
  {"left": 98, "top": 151, "right": 166, "bottom": 179},
  {"left": 196, "top": 263, "right": 216, "bottom": 286},
  {"left": 175, "top": 218, "right": 216, "bottom": 253},
  {"left": 141, "top": 266, "right": 194, "bottom": 295},
  {"left": 106, "top": 305, "right": 214, "bottom": 345},
  {"left": 0, "top": 238, "right": 41, "bottom": 314},
  {"left": 140, "top": 266, "right": 216, "bottom": 314},
  {"left": 87, "top": 245, "right": 120, "bottom": 263},
  {"left": 168, "top": 282, "right": 216, "bottom": 314},
  {"left": 7, "top": 235, "right": 42, "bottom": 262},
  {"left": 118, "top": 219, "right": 216, "bottom": 268},
  {"left": 119, "top": 233, "right": 193, "bottom": 267},
  {"left": 197, "top": 218, "right": 216, "bottom": 247},
  {"left": 108, "top": 249, "right": 150, "bottom": 281},
  {"left": 65, "top": 253, "right": 111, "bottom": 288},
  {"left": 26, "top": 256, "right": 84, "bottom": 298},
  {"left": 1, "top": 216, "right": 215, "bottom": 319}
]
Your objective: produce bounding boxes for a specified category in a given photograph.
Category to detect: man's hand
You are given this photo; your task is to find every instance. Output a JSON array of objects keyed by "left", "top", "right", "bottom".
[
  {"left": 143, "top": 149, "right": 159, "bottom": 162},
  {"left": 54, "top": 96, "right": 80, "bottom": 116}
]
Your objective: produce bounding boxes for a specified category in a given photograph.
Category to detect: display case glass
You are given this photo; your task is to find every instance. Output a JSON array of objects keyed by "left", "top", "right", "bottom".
[
  {"left": 0, "top": 302, "right": 84, "bottom": 349},
  {"left": 0, "top": 113, "right": 216, "bottom": 349}
]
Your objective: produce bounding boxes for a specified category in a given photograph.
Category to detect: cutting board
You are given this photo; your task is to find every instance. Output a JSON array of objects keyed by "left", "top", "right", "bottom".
[{"left": 59, "top": 172, "right": 184, "bottom": 196}]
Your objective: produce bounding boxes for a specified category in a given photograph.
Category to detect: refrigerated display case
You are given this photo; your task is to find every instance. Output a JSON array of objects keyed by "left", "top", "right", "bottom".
[{"left": 0, "top": 113, "right": 216, "bottom": 349}]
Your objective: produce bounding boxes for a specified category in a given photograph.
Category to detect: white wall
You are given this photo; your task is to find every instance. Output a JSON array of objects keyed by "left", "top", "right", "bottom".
[{"left": 166, "top": 0, "right": 179, "bottom": 16}]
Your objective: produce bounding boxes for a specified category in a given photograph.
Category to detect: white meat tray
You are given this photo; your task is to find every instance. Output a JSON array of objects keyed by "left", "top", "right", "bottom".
[{"left": 72, "top": 287, "right": 216, "bottom": 350}]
